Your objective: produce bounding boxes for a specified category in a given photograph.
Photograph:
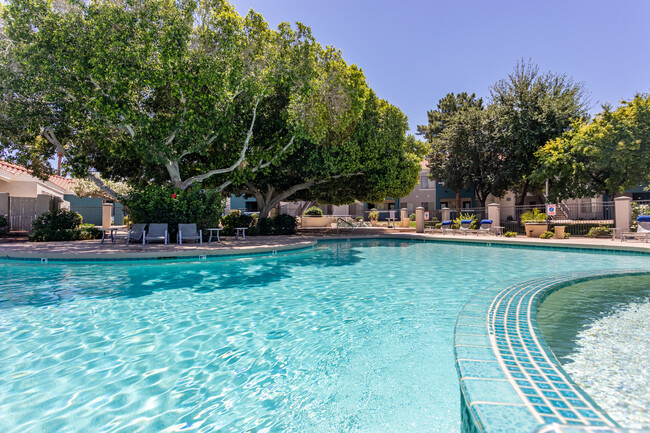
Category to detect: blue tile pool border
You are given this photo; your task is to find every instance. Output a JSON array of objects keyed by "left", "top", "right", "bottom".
[{"left": 455, "top": 270, "right": 650, "bottom": 433}]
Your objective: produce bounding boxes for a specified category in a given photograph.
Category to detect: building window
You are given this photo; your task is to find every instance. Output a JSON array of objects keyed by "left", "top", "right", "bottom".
[
  {"left": 245, "top": 201, "right": 258, "bottom": 212},
  {"left": 420, "top": 176, "right": 430, "bottom": 190}
]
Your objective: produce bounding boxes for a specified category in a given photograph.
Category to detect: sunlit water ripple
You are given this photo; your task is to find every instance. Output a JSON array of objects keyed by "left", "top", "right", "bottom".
[{"left": 0, "top": 240, "right": 648, "bottom": 432}]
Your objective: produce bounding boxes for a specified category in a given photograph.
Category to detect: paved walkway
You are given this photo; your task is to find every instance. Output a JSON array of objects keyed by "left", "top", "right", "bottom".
[{"left": 1, "top": 232, "right": 649, "bottom": 260}]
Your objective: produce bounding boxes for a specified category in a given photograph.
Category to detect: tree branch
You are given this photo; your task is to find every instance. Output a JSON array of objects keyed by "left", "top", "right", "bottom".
[{"left": 178, "top": 96, "right": 263, "bottom": 189}]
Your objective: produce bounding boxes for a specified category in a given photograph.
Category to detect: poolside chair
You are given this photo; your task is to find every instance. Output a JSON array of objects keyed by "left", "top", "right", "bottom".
[
  {"left": 459, "top": 219, "right": 473, "bottom": 235},
  {"left": 125, "top": 223, "right": 146, "bottom": 245},
  {"left": 621, "top": 215, "right": 650, "bottom": 242},
  {"left": 440, "top": 220, "right": 453, "bottom": 234},
  {"left": 478, "top": 219, "right": 493, "bottom": 235},
  {"left": 177, "top": 223, "right": 202, "bottom": 244},
  {"left": 143, "top": 223, "right": 168, "bottom": 245}
]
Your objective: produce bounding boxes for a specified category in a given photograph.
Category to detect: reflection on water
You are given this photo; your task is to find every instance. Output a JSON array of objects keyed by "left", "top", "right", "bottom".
[{"left": 0, "top": 241, "right": 649, "bottom": 432}]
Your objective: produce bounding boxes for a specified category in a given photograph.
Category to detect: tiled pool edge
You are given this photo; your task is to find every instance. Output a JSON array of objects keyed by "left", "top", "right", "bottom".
[{"left": 454, "top": 270, "right": 650, "bottom": 433}]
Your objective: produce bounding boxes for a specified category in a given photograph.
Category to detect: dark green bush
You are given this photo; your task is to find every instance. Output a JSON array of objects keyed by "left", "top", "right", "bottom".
[
  {"left": 76, "top": 223, "right": 102, "bottom": 240},
  {"left": 304, "top": 206, "right": 323, "bottom": 216},
  {"left": 273, "top": 214, "right": 297, "bottom": 235},
  {"left": 221, "top": 212, "right": 256, "bottom": 236},
  {"left": 257, "top": 217, "right": 275, "bottom": 235},
  {"left": 504, "top": 231, "right": 518, "bottom": 237},
  {"left": 409, "top": 213, "right": 416, "bottom": 221},
  {"left": 0, "top": 214, "right": 8, "bottom": 236},
  {"left": 123, "top": 184, "right": 224, "bottom": 240},
  {"left": 29, "top": 210, "right": 83, "bottom": 241}
]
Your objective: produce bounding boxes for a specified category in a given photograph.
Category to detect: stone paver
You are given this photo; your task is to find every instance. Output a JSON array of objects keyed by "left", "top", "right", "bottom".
[{"left": 1, "top": 231, "right": 649, "bottom": 260}]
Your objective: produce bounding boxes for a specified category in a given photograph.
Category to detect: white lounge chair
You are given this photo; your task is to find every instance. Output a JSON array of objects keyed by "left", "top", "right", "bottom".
[
  {"left": 143, "top": 223, "right": 168, "bottom": 245},
  {"left": 125, "top": 223, "right": 146, "bottom": 245},
  {"left": 441, "top": 220, "right": 453, "bottom": 234},
  {"left": 478, "top": 219, "right": 493, "bottom": 235},
  {"left": 621, "top": 216, "right": 650, "bottom": 242},
  {"left": 177, "top": 223, "right": 202, "bottom": 244},
  {"left": 459, "top": 219, "right": 473, "bottom": 235}
]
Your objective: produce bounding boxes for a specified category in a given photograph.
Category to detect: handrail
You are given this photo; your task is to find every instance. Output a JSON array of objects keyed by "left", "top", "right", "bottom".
[{"left": 336, "top": 217, "right": 356, "bottom": 236}]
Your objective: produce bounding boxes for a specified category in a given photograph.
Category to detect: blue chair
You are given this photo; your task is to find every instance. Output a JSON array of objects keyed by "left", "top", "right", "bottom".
[{"left": 441, "top": 220, "right": 453, "bottom": 234}]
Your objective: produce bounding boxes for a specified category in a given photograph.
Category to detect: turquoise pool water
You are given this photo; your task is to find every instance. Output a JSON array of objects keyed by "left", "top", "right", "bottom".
[{"left": 0, "top": 240, "right": 648, "bottom": 432}]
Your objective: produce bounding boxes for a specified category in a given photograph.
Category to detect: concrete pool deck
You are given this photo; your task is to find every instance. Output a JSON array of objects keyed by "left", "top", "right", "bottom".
[{"left": 1, "top": 232, "right": 650, "bottom": 260}]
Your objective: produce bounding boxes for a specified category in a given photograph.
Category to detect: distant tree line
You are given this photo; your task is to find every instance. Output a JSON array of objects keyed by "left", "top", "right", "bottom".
[{"left": 418, "top": 60, "right": 650, "bottom": 207}]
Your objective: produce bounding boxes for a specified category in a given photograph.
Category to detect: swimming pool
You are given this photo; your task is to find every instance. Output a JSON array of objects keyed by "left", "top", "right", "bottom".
[{"left": 0, "top": 239, "right": 648, "bottom": 432}]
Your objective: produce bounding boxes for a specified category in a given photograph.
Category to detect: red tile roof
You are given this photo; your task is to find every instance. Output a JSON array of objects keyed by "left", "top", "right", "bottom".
[{"left": 0, "top": 160, "right": 77, "bottom": 191}]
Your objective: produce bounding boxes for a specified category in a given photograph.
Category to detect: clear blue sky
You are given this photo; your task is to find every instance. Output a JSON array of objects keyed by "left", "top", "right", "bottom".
[{"left": 234, "top": 0, "right": 650, "bottom": 134}]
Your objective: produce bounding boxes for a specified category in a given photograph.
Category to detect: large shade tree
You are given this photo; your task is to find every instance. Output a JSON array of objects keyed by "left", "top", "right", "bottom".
[
  {"left": 220, "top": 90, "right": 426, "bottom": 217},
  {"left": 536, "top": 94, "right": 650, "bottom": 200},
  {"left": 490, "top": 60, "right": 590, "bottom": 204},
  {"left": 0, "top": 0, "right": 363, "bottom": 198}
]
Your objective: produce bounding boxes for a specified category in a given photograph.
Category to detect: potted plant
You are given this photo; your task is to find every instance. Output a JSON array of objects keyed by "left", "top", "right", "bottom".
[
  {"left": 368, "top": 210, "right": 380, "bottom": 226},
  {"left": 520, "top": 208, "right": 547, "bottom": 238}
]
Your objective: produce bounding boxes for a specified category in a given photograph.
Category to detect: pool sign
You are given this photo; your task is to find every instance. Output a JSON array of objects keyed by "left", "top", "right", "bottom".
[
  {"left": 424, "top": 212, "right": 430, "bottom": 220},
  {"left": 547, "top": 204, "right": 556, "bottom": 216}
]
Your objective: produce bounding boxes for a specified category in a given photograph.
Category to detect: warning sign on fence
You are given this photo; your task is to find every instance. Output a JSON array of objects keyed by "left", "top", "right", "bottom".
[
  {"left": 547, "top": 204, "right": 556, "bottom": 216},
  {"left": 424, "top": 212, "right": 430, "bottom": 220}
]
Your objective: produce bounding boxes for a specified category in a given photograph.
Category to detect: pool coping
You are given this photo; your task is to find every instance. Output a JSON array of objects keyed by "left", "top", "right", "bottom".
[
  {"left": 1, "top": 233, "right": 650, "bottom": 262},
  {"left": 454, "top": 270, "right": 650, "bottom": 433}
]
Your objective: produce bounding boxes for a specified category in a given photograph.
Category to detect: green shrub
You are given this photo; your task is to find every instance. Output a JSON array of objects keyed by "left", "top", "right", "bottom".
[
  {"left": 504, "top": 231, "right": 518, "bottom": 237},
  {"left": 257, "top": 217, "right": 275, "bottom": 235},
  {"left": 453, "top": 212, "right": 478, "bottom": 230},
  {"left": 540, "top": 231, "right": 554, "bottom": 239},
  {"left": 585, "top": 226, "right": 612, "bottom": 238},
  {"left": 29, "top": 209, "right": 83, "bottom": 241},
  {"left": 123, "top": 215, "right": 131, "bottom": 226},
  {"left": 409, "top": 213, "right": 416, "bottom": 221},
  {"left": 520, "top": 208, "right": 546, "bottom": 225},
  {"left": 274, "top": 214, "right": 297, "bottom": 235},
  {"left": 304, "top": 206, "right": 323, "bottom": 216},
  {"left": 76, "top": 223, "right": 102, "bottom": 240},
  {"left": 435, "top": 223, "right": 442, "bottom": 229},
  {"left": 221, "top": 212, "right": 256, "bottom": 236},
  {"left": 354, "top": 216, "right": 363, "bottom": 222},
  {"left": 0, "top": 214, "right": 8, "bottom": 236},
  {"left": 368, "top": 210, "right": 379, "bottom": 221},
  {"left": 564, "top": 232, "right": 571, "bottom": 239},
  {"left": 123, "top": 184, "right": 224, "bottom": 240}
]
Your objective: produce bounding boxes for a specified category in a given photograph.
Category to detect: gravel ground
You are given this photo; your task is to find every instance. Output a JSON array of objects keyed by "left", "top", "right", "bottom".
[{"left": 564, "top": 300, "right": 650, "bottom": 429}]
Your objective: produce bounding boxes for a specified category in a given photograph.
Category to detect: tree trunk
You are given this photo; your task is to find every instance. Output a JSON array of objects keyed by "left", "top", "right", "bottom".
[
  {"left": 517, "top": 179, "right": 531, "bottom": 206},
  {"left": 296, "top": 200, "right": 315, "bottom": 216},
  {"left": 455, "top": 189, "right": 461, "bottom": 209}
]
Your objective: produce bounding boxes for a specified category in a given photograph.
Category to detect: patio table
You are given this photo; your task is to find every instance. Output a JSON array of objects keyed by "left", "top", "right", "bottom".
[
  {"left": 235, "top": 227, "right": 247, "bottom": 240},
  {"left": 206, "top": 228, "right": 222, "bottom": 243},
  {"left": 98, "top": 227, "right": 119, "bottom": 244}
]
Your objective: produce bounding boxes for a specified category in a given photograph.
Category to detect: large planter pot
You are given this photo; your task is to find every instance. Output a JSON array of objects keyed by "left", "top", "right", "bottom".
[
  {"left": 525, "top": 223, "right": 548, "bottom": 238},
  {"left": 301, "top": 216, "right": 337, "bottom": 228}
]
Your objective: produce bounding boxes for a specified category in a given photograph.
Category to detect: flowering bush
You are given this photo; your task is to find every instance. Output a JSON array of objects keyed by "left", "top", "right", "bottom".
[{"left": 124, "top": 185, "right": 223, "bottom": 240}]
